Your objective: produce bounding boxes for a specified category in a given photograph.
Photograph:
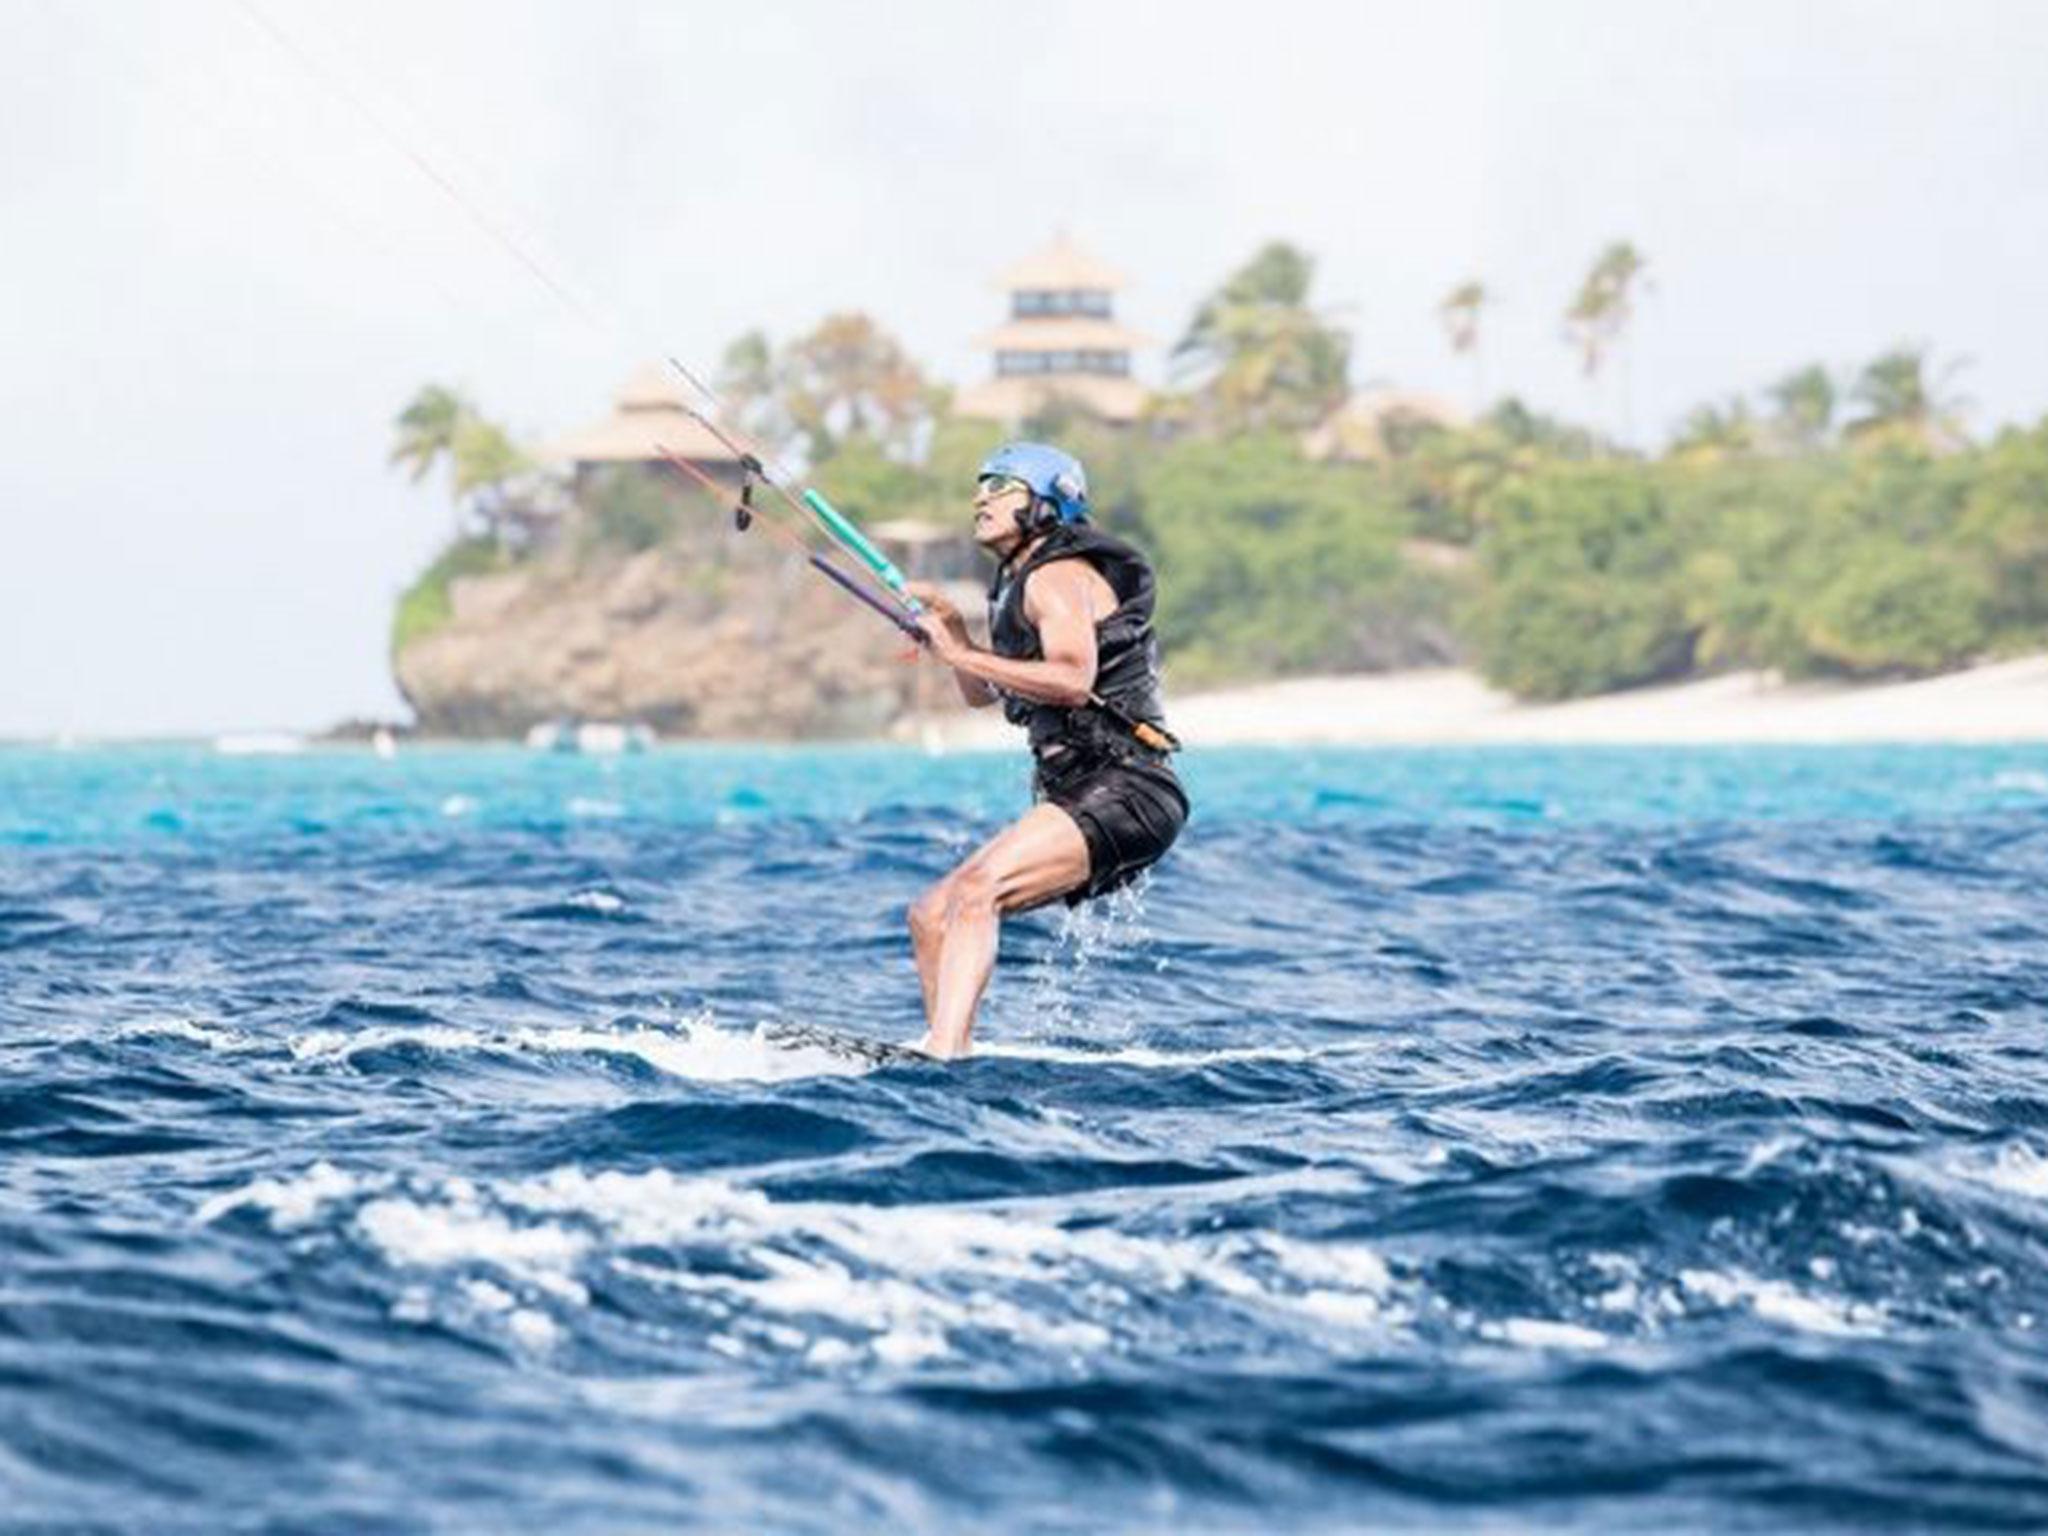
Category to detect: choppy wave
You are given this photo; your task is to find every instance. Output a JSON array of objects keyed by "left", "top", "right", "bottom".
[{"left": 3, "top": 744, "right": 2048, "bottom": 1531}]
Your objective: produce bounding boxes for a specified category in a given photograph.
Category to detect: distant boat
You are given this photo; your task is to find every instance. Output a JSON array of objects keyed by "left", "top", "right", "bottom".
[
  {"left": 214, "top": 732, "right": 307, "bottom": 756},
  {"left": 523, "top": 720, "right": 653, "bottom": 754},
  {"left": 372, "top": 727, "right": 398, "bottom": 760}
]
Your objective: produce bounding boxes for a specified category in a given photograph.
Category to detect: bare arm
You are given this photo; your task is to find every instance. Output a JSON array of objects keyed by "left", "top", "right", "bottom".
[
  {"left": 914, "top": 562, "right": 1106, "bottom": 709},
  {"left": 904, "top": 582, "right": 997, "bottom": 706}
]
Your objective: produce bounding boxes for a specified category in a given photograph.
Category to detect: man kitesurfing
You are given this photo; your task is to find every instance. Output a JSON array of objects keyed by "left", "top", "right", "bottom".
[
  {"left": 903, "top": 443, "right": 1188, "bottom": 1059},
  {"left": 664, "top": 434, "right": 1186, "bottom": 1063}
]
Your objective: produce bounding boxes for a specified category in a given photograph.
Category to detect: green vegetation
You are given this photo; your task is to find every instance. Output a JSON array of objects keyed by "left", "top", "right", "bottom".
[
  {"left": 389, "top": 384, "right": 537, "bottom": 546},
  {"left": 1468, "top": 464, "right": 1694, "bottom": 699},
  {"left": 577, "top": 465, "right": 681, "bottom": 556},
  {"left": 1133, "top": 436, "right": 1408, "bottom": 679},
  {"left": 391, "top": 535, "right": 504, "bottom": 653},
  {"left": 1565, "top": 241, "right": 1650, "bottom": 380},
  {"left": 389, "top": 237, "right": 2048, "bottom": 700},
  {"left": 1171, "top": 242, "right": 1351, "bottom": 434},
  {"left": 1450, "top": 421, "right": 2044, "bottom": 693}
]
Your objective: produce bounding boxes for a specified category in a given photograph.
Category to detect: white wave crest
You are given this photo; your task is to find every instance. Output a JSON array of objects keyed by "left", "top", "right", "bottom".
[
  {"left": 282, "top": 1013, "right": 879, "bottom": 1084},
  {"left": 112, "top": 1016, "right": 237, "bottom": 1049},
  {"left": 1678, "top": 1268, "right": 1886, "bottom": 1338},
  {"left": 978, "top": 1038, "right": 1327, "bottom": 1069},
  {"left": 1955, "top": 1142, "right": 2048, "bottom": 1200},
  {"left": 196, "top": 1159, "right": 359, "bottom": 1229},
  {"left": 200, "top": 1162, "right": 1406, "bottom": 1367},
  {"left": 1991, "top": 770, "right": 2048, "bottom": 795},
  {"left": 117, "top": 1003, "right": 1343, "bottom": 1085},
  {"left": 1489, "top": 1317, "right": 1610, "bottom": 1351}
]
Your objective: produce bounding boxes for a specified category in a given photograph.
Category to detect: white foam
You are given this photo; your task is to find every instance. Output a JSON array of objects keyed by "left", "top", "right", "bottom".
[
  {"left": 1679, "top": 1268, "right": 1884, "bottom": 1338},
  {"left": 1585, "top": 1252, "right": 1643, "bottom": 1313},
  {"left": 356, "top": 1196, "right": 590, "bottom": 1276},
  {"left": 457, "top": 1276, "right": 562, "bottom": 1352},
  {"left": 440, "top": 794, "right": 479, "bottom": 818},
  {"left": 463, "top": 1278, "right": 516, "bottom": 1313},
  {"left": 977, "top": 1039, "right": 1326, "bottom": 1070},
  {"left": 1967, "top": 1144, "right": 2048, "bottom": 1200},
  {"left": 289, "top": 1024, "right": 482, "bottom": 1062},
  {"left": 196, "top": 1160, "right": 359, "bottom": 1229},
  {"left": 805, "top": 1337, "right": 857, "bottom": 1368},
  {"left": 1592, "top": 1281, "right": 1641, "bottom": 1313},
  {"left": 283, "top": 1014, "right": 875, "bottom": 1084},
  {"left": 213, "top": 1161, "right": 1405, "bottom": 1368},
  {"left": 115, "top": 1016, "right": 233, "bottom": 1048},
  {"left": 135, "top": 1003, "right": 1343, "bottom": 1085},
  {"left": 1491, "top": 1317, "right": 1609, "bottom": 1351},
  {"left": 1243, "top": 1231, "right": 1394, "bottom": 1294},
  {"left": 1991, "top": 770, "right": 2048, "bottom": 795},
  {"left": 506, "top": 1309, "right": 561, "bottom": 1350}
]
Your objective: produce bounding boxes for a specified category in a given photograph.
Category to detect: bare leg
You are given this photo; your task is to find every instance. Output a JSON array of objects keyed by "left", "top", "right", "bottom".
[
  {"left": 925, "top": 889, "right": 999, "bottom": 1057},
  {"left": 908, "top": 888, "right": 944, "bottom": 1020},
  {"left": 917, "top": 804, "right": 1092, "bottom": 1059}
]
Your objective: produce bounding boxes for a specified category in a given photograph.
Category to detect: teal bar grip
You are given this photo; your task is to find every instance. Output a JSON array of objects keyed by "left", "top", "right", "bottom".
[{"left": 803, "top": 488, "right": 923, "bottom": 613}]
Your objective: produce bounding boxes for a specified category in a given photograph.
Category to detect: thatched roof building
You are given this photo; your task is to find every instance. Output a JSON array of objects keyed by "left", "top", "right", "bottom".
[{"left": 541, "top": 362, "right": 744, "bottom": 482}]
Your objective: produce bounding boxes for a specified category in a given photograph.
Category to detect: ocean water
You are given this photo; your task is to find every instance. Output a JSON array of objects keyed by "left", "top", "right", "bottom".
[{"left": 4, "top": 741, "right": 2048, "bottom": 1533}]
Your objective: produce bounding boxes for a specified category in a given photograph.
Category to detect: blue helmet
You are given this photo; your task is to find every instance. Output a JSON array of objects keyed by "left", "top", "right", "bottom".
[{"left": 978, "top": 442, "right": 1089, "bottom": 528}]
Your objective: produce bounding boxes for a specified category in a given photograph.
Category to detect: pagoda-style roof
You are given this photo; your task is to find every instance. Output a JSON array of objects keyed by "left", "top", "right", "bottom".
[
  {"left": 954, "top": 374, "right": 1150, "bottom": 426},
  {"left": 541, "top": 361, "right": 742, "bottom": 465},
  {"left": 974, "top": 316, "right": 1154, "bottom": 353},
  {"left": 994, "top": 233, "right": 1126, "bottom": 293}
]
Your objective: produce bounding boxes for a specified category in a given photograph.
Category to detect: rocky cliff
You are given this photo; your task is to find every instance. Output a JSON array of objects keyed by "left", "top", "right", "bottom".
[{"left": 393, "top": 536, "right": 973, "bottom": 739}]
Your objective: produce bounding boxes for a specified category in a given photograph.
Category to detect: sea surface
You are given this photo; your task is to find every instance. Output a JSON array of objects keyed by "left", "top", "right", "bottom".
[{"left": 4, "top": 741, "right": 2048, "bottom": 1533}]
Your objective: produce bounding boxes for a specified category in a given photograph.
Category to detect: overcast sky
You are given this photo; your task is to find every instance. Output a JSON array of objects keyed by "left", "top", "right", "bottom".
[{"left": 3, "top": 0, "right": 2045, "bottom": 737}]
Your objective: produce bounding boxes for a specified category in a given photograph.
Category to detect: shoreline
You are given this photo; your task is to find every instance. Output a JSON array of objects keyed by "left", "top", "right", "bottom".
[
  {"left": 922, "top": 653, "right": 2048, "bottom": 749},
  {"left": 11, "top": 654, "right": 2047, "bottom": 752}
]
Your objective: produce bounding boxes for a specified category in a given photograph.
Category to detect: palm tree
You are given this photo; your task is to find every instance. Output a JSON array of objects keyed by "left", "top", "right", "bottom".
[
  {"left": 1764, "top": 363, "right": 1836, "bottom": 451},
  {"left": 1173, "top": 241, "right": 1351, "bottom": 433},
  {"left": 451, "top": 416, "right": 530, "bottom": 500},
  {"left": 1563, "top": 242, "right": 1648, "bottom": 376},
  {"left": 1845, "top": 345, "right": 1970, "bottom": 451},
  {"left": 390, "top": 384, "right": 474, "bottom": 540},
  {"left": 1437, "top": 280, "right": 1491, "bottom": 413},
  {"left": 389, "top": 384, "right": 532, "bottom": 546},
  {"left": 389, "top": 384, "right": 468, "bottom": 486},
  {"left": 1563, "top": 241, "right": 1649, "bottom": 442}
]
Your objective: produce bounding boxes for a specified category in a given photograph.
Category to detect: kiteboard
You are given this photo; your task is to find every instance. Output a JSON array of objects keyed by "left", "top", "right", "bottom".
[{"left": 760, "top": 1021, "right": 931, "bottom": 1069}]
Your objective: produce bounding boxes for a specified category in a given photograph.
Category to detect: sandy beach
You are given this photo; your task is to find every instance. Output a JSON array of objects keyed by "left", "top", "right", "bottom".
[{"left": 922, "top": 653, "right": 2048, "bottom": 748}]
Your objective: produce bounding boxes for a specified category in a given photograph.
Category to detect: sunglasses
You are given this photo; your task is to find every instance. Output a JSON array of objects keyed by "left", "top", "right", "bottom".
[{"left": 976, "top": 474, "right": 1031, "bottom": 498}]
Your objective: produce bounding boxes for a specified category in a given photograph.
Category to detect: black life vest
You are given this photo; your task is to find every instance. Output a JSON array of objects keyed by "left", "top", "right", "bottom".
[{"left": 986, "top": 523, "right": 1172, "bottom": 763}]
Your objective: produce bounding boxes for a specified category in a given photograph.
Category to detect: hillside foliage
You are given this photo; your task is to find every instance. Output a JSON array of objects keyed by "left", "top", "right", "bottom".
[{"left": 392, "top": 243, "right": 2047, "bottom": 698}]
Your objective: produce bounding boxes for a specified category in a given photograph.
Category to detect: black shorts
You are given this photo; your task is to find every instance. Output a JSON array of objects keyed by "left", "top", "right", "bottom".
[{"left": 1036, "top": 753, "right": 1190, "bottom": 905}]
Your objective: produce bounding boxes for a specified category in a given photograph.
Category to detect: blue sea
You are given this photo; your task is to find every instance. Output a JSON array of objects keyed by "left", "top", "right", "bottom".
[{"left": 5, "top": 742, "right": 2048, "bottom": 1533}]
